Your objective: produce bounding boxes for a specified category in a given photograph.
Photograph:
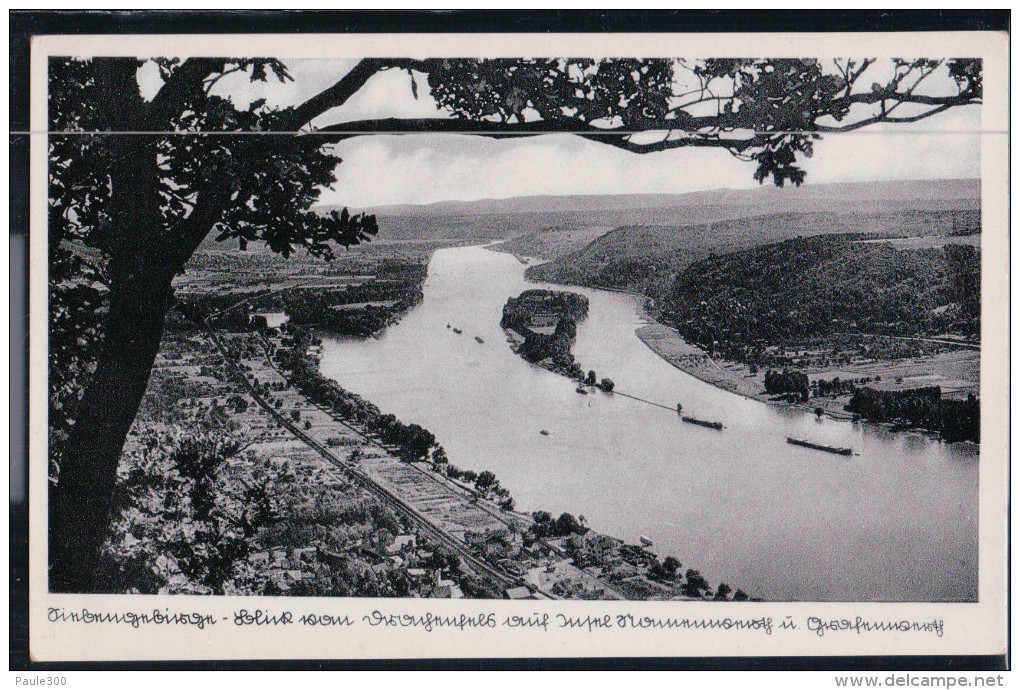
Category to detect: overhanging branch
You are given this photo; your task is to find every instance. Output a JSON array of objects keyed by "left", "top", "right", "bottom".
[
  {"left": 281, "top": 58, "right": 428, "bottom": 131},
  {"left": 816, "top": 99, "right": 976, "bottom": 133},
  {"left": 311, "top": 117, "right": 763, "bottom": 154}
]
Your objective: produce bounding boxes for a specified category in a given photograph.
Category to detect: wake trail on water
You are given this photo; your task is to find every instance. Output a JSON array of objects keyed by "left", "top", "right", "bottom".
[{"left": 606, "top": 389, "right": 677, "bottom": 413}]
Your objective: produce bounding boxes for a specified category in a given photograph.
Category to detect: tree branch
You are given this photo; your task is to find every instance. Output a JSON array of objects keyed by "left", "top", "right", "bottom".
[
  {"left": 280, "top": 58, "right": 426, "bottom": 131},
  {"left": 313, "top": 117, "right": 764, "bottom": 154},
  {"left": 840, "top": 90, "right": 979, "bottom": 109},
  {"left": 147, "top": 58, "right": 228, "bottom": 127},
  {"left": 816, "top": 103, "right": 956, "bottom": 133},
  {"left": 169, "top": 180, "right": 236, "bottom": 268}
]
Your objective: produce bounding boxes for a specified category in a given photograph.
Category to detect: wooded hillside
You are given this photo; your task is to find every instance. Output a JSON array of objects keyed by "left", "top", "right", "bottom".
[{"left": 660, "top": 234, "right": 980, "bottom": 353}]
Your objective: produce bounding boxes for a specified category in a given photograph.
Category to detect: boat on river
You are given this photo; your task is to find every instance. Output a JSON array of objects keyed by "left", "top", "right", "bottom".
[
  {"left": 681, "top": 416, "right": 723, "bottom": 430},
  {"left": 475, "top": 336, "right": 485, "bottom": 344},
  {"left": 452, "top": 327, "right": 462, "bottom": 334},
  {"left": 787, "top": 437, "right": 853, "bottom": 456},
  {"left": 539, "top": 429, "right": 549, "bottom": 436},
  {"left": 575, "top": 387, "right": 588, "bottom": 395}
]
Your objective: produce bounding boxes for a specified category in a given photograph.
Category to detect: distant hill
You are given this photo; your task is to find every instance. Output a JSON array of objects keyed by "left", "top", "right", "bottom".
[
  {"left": 200, "top": 178, "right": 978, "bottom": 255},
  {"left": 524, "top": 208, "right": 980, "bottom": 293},
  {"left": 317, "top": 179, "right": 979, "bottom": 245},
  {"left": 327, "top": 179, "right": 979, "bottom": 218},
  {"left": 493, "top": 225, "right": 613, "bottom": 260}
]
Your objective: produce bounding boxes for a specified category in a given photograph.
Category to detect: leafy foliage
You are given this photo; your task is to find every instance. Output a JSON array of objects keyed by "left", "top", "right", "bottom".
[
  {"left": 275, "top": 347, "right": 438, "bottom": 463},
  {"left": 417, "top": 57, "right": 982, "bottom": 186},
  {"left": 98, "top": 430, "right": 278, "bottom": 594},
  {"left": 501, "top": 289, "right": 589, "bottom": 371},
  {"left": 49, "top": 57, "right": 378, "bottom": 264},
  {"left": 530, "top": 511, "right": 585, "bottom": 539},
  {"left": 764, "top": 369, "right": 810, "bottom": 400},
  {"left": 47, "top": 57, "right": 379, "bottom": 480},
  {"left": 846, "top": 387, "right": 979, "bottom": 443}
]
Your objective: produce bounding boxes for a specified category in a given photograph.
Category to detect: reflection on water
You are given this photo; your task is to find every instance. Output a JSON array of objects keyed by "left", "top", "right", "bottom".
[{"left": 319, "top": 245, "right": 978, "bottom": 602}]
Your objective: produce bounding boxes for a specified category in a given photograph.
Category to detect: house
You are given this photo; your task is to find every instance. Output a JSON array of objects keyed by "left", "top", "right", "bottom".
[
  {"left": 315, "top": 545, "right": 347, "bottom": 570},
  {"left": 497, "top": 559, "right": 526, "bottom": 577},
  {"left": 527, "top": 313, "right": 558, "bottom": 330},
  {"left": 251, "top": 312, "right": 289, "bottom": 331},
  {"left": 543, "top": 537, "right": 569, "bottom": 557},
  {"left": 292, "top": 546, "right": 317, "bottom": 567},
  {"left": 570, "top": 530, "right": 625, "bottom": 564},
  {"left": 355, "top": 543, "right": 384, "bottom": 561},
  {"left": 385, "top": 534, "right": 416, "bottom": 556},
  {"left": 268, "top": 570, "right": 292, "bottom": 592},
  {"left": 503, "top": 586, "right": 534, "bottom": 600},
  {"left": 432, "top": 579, "right": 463, "bottom": 599}
]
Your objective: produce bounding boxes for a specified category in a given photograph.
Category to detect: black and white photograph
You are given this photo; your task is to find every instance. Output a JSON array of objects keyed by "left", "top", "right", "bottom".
[{"left": 21, "top": 19, "right": 1008, "bottom": 664}]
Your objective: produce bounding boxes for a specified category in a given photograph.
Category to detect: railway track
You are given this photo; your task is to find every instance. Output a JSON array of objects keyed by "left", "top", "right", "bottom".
[
  {"left": 250, "top": 335, "right": 531, "bottom": 534},
  {"left": 205, "top": 325, "right": 518, "bottom": 591}
]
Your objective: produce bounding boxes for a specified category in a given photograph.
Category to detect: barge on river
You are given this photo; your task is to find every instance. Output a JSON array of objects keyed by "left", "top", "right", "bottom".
[
  {"left": 681, "top": 416, "right": 723, "bottom": 430},
  {"left": 787, "top": 437, "right": 853, "bottom": 456}
]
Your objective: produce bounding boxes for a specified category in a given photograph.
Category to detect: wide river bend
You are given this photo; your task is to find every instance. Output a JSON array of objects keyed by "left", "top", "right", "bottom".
[{"left": 320, "top": 245, "right": 978, "bottom": 602}]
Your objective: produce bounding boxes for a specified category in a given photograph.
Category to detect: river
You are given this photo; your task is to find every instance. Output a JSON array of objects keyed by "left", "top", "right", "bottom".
[{"left": 319, "top": 245, "right": 978, "bottom": 602}]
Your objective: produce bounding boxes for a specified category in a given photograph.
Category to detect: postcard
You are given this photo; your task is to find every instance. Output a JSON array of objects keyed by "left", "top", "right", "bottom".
[{"left": 26, "top": 27, "right": 1008, "bottom": 662}]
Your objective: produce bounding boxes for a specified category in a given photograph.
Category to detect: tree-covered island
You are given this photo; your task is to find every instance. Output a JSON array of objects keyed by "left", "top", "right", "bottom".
[{"left": 500, "top": 289, "right": 615, "bottom": 392}]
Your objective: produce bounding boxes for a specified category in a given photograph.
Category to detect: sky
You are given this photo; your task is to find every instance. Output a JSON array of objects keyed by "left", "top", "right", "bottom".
[{"left": 138, "top": 58, "right": 983, "bottom": 210}]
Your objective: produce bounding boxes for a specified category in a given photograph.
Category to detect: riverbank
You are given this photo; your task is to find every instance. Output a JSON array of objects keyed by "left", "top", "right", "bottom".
[
  {"left": 635, "top": 322, "right": 855, "bottom": 422},
  {"left": 317, "top": 244, "right": 978, "bottom": 602},
  {"left": 634, "top": 321, "right": 981, "bottom": 441}
]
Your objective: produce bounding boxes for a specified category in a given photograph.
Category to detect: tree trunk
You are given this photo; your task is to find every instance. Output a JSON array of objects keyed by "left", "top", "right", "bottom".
[
  {"left": 49, "top": 268, "right": 175, "bottom": 592},
  {"left": 48, "top": 129, "right": 176, "bottom": 592}
]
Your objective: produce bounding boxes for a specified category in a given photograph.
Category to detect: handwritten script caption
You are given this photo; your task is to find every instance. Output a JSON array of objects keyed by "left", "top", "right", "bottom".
[{"left": 48, "top": 607, "right": 944, "bottom": 638}]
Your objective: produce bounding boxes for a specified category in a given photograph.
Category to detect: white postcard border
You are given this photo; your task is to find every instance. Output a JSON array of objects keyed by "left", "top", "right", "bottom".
[{"left": 26, "top": 30, "right": 1009, "bottom": 662}]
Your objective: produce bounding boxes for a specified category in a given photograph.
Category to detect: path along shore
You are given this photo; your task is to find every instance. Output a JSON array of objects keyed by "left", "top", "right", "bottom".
[{"left": 634, "top": 322, "right": 857, "bottom": 422}]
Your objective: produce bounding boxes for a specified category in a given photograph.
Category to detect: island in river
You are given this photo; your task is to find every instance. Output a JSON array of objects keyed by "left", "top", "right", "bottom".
[
  {"left": 320, "top": 245, "right": 977, "bottom": 603},
  {"left": 102, "top": 239, "right": 755, "bottom": 601}
]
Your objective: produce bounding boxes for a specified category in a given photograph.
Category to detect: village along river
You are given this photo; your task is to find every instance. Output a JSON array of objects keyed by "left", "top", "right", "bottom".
[{"left": 319, "top": 245, "right": 978, "bottom": 602}]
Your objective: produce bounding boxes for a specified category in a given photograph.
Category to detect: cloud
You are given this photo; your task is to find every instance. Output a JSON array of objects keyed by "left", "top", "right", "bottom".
[
  {"left": 134, "top": 58, "right": 982, "bottom": 208},
  {"left": 320, "top": 111, "right": 981, "bottom": 209},
  {"left": 321, "top": 134, "right": 757, "bottom": 209}
]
